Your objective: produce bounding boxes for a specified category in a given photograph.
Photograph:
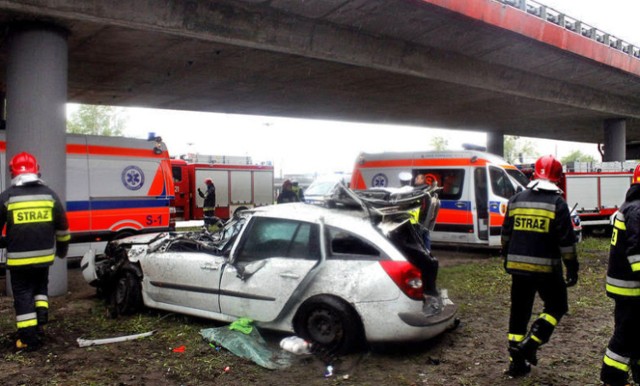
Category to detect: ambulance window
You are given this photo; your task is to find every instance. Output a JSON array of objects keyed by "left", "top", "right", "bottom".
[
  {"left": 489, "top": 166, "right": 516, "bottom": 199},
  {"left": 415, "top": 169, "right": 464, "bottom": 200},
  {"left": 172, "top": 166, "right": 182, "bottom": 183}
]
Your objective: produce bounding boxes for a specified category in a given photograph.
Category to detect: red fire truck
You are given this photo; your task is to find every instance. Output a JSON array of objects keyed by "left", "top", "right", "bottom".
[
  {"left": 519, "top": 161, "right": 636, "bottom": 228},
  {"left": 171, "top": 154, "right": 274, "bottom": 221}
]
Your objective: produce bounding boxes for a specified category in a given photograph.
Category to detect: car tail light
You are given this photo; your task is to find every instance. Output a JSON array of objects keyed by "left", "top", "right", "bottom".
[{"left": 379, "top": 260, "right": 423, "bottom": 300}]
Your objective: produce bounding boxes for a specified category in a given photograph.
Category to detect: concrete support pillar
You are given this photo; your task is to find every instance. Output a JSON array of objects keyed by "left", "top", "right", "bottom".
[
  {"left": 603, "top": 118, "right": 626, "bottom": 162},
  {"left": 486, "top": 131, "right": 504, "bottom": 157},
  {"left": 6, "top": 24, "right": 68, "bottom": 296}
]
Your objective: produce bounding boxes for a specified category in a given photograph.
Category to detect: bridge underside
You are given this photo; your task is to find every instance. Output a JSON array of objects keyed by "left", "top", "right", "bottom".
[{"left": 0, "top": 0, "right": 639, "bottom": 144}]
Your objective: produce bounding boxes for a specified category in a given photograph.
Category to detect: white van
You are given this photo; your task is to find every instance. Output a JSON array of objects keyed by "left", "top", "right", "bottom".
[{"left": 351, "top": 150, "right": 527, "bottom": 247}]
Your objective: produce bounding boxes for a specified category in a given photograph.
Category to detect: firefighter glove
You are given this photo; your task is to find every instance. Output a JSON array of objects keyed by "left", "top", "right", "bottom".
[{"left": 564, "top": 259, "right": 579, "bottom": 287}]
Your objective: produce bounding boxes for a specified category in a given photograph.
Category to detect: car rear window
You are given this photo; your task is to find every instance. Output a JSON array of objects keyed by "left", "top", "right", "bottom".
[{"left": 327, "top": 226, "right": 381, "bottom": 259}]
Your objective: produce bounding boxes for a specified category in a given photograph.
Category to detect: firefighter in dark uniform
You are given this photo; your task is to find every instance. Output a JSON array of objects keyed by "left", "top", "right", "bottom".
[
  {"left": 197, "top": 178, "right": 216, "bottom": 224},
  {"left": 0, "top": 152, "right": 70, "bottom": 351},
  {"left": 600, "top": 164, "right": 640, "bottom": 386},
  {"left": 501, "top": 155, "right": 578, "bottom": 377}
]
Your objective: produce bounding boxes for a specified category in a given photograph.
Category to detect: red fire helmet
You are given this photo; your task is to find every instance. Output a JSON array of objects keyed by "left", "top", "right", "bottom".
[
  {"left": 633, "top": 164, "right": 640, "bottom": 185},
  {"left": 204, "top": 178, "right": 213, "bottom": 185},
  {"left": 534, "top": 155, "right": 563, "bottom": 183},
  {"left": 10, "top": 152, "right": 39, "bottom": 178}
]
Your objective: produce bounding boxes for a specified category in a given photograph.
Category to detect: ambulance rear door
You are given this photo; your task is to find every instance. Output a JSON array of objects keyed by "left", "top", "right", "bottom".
[{"left": 485, "top": 165, "right": 517, "bottom": 246}]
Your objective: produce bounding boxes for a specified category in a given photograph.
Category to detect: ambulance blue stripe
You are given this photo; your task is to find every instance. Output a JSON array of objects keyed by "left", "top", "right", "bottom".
[
  {"left": 67, "top": 199, "right": 171, "bottom": 211},
  {"left": 440, "top": 201, "right": 471, "bottom": 211},
  {"left": 489, "top": 201, "right": 502, "bottom": 213}
]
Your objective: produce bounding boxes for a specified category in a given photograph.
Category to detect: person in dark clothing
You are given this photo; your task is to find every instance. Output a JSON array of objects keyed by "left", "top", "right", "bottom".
[
  {"left": 600, "top": 164, "right": 640, "bottom": 386},
  {"left": 277, "top": 179, "right": 299, "bottom": 204},
  {"left": 291, "top": 180, "right": 305, "bottom": 202},
  {"left": 197, "top": 178, "right": 216, "bottom": 218},
  {"left": 0, "top": 152, "right": 70, "bottom": 352},
  {"left": 501, "top": 155, "right": 578, "bottom": 377}
]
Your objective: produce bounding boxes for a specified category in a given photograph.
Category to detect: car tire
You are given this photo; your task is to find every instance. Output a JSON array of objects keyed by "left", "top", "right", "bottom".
[
  {"left": 110, "top": 270, "right": 142, "bottom": 317},
  {"left": 293, "top": 295, "right": 365, "bottom": 355}
]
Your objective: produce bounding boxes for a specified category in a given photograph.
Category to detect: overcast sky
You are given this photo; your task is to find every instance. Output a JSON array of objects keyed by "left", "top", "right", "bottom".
[{"left": 115, "top": 0, "right": 639, "bottom": 176}]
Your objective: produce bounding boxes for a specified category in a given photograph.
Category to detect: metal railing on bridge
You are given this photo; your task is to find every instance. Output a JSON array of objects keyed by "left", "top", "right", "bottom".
[{"left": 495, "top": 0, "right": 640, "bottom": 59}]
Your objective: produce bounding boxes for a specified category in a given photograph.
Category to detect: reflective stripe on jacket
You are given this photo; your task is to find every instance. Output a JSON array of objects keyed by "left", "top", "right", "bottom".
[
  {"left": 0, "top": 183, "right": 70, "bottom": 268},
  {"left": 501, "top": 187, "right": 576, "bottom": 276},
  {"left": 606, "top": 185, "right": 640, "bottom": 298}
]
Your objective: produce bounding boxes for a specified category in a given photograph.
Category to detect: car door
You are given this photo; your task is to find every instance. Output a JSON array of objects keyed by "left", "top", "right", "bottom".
[
  {"left": 141, "top": 250, "right": 225, "bottom": 313},
  {"left": 219, "top": 216, "right": 321, "bottom": 322}
]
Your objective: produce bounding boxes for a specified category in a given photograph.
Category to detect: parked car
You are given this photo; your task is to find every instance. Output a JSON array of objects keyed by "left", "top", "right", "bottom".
[
  {"left": 82, "top": 199, "right": 457, "bottom": 353},
  {"left": 303, "top": 173, "right": 351, "bottom": 206}
]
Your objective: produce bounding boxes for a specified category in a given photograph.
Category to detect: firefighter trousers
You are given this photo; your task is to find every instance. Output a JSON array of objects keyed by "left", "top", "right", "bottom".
[
  {"left": 508, "top": 274, "right": 568, "bottom": 346},
  {"left": 600, "top": 298, "right": 640, "bottom": 386},
  {"left": 10, "top": 267, "right": 49, "bottom": 345}
]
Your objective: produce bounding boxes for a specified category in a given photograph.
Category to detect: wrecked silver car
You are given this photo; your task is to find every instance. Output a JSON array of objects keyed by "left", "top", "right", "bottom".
[{"left": 82, "top": 186, "right": 457, "bottom": 353}]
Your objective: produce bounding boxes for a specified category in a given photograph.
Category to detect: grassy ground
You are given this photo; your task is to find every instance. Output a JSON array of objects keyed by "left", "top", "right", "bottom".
[{"left": 0, "top": 236, "right": 615, "bottom": 385}]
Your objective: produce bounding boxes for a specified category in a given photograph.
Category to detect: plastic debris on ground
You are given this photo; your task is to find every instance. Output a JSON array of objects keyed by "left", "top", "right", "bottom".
[
  {"left": 200, "top": 321, "right": 292, "bottom": 370},
  {"left": 279, "top": 336, "right": 311, "bottom": 355}
]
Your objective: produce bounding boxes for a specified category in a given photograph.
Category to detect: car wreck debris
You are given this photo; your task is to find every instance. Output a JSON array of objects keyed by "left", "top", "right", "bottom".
[{"left": 76, "top": 330, "right": 156, "bottom": 347}]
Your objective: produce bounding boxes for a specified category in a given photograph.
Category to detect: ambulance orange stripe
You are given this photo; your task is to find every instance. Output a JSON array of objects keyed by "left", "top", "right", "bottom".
[
  {"left": 489, "top": 213, "right": 505, "bottom": 227},
  {"left": 436, "top": 208, "right": 471, "bottom": 224},
  {"left": 361, "top": 158, "right": 491, "bottom": 168},
  {"left": 67, "top": 144, "right": 168, "bottom": 158},
  {"left": 148, "top": 166, "right": 166, "bottom": 195}
]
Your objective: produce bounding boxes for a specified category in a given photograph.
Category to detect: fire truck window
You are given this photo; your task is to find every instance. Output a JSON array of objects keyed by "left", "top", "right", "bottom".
[
  {"left": 489, "top": 166, "right": 516, "bottom": 199},
  {"left": 327, "top": 226, "right": 381, "bottom": 259},
  {"left": 414, "top": 169, "right": 464, "bottom": 200},
  {"left": 172, "top": 166, "right": 182, "bottom": 183}
]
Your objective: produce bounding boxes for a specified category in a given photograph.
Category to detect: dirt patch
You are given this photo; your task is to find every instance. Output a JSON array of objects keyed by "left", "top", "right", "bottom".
[{"left": 0, "top": 241, "right": 613, "bottom": 385}]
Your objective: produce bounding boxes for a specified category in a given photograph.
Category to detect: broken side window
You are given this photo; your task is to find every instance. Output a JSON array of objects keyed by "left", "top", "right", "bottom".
[
  {"left": 327, "top": 226, "right": 381, "bottom": 260},
  {"left": 235, "top": 217, "right": 320, "bottom": 263}
]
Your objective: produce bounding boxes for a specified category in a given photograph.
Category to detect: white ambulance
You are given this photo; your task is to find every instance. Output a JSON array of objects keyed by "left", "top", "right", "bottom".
[
  {"left": 0, "top": 133, "right": 175, "bottom": 259},
  {"left": 351, "top": 150, "right": 527, "bottom": 247}
]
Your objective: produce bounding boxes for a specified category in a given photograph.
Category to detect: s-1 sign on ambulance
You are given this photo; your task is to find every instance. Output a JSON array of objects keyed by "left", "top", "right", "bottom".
[
  {"left": 351, "top": 150, "right": 528, "bottom": 247},
  {"left": 0, "top": 133, "right": 175, "bottom": 259}
]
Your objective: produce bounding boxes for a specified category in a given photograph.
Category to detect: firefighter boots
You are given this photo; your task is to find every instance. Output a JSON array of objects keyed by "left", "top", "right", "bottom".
[
  {"left": 505, "top": 344, "right": 531, "bottom": 377},
  {"left": 15, "top": 337, "right": 42, "bottom": 352},
  {"left": 422, "top": 294, "right": 443, "bottom": 317},
  {"left": 515, "top": 336, "right": 539, "bottom": 366}
]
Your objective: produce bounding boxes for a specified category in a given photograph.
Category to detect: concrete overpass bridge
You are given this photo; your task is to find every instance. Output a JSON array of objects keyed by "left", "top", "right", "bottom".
[
  {"left": 2, "top": 0, "right": 640, "bottom": 293},
  {"left": 1, "top": 0, "right": 639, "bottom": 156}
]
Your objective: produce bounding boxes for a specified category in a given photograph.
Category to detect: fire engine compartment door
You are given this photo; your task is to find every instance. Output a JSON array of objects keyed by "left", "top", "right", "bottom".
[
  {"left": 254, "top": 171, "right": 274, "bottom": 206},
  {"left": 600, "top": 175, "right": 630, "bottom": 209},
  {"left": 230, "top": 170, "right": 251, "bottom": 204},
  {"left": 486, "top": 165, "right": 516, "bottom": 246},
  {"left": 565, "top": 175, "right": 599, "bottom": 211},
  {"left": 195, "top": 169, "right": 228, "bottom": 208}
]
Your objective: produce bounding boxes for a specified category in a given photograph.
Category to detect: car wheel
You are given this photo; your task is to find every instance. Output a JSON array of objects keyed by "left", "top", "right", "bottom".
[
  {"left": 293, "top": 295, "right": 365, "bottom": 355},
  {"left": 110, "top": 270, "right": 142, "bottom": 317}
]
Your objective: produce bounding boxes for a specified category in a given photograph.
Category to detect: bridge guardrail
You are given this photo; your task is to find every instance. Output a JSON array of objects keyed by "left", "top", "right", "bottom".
[{"left": 495, "top": 0, "right": 640, "bottom": 59}]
